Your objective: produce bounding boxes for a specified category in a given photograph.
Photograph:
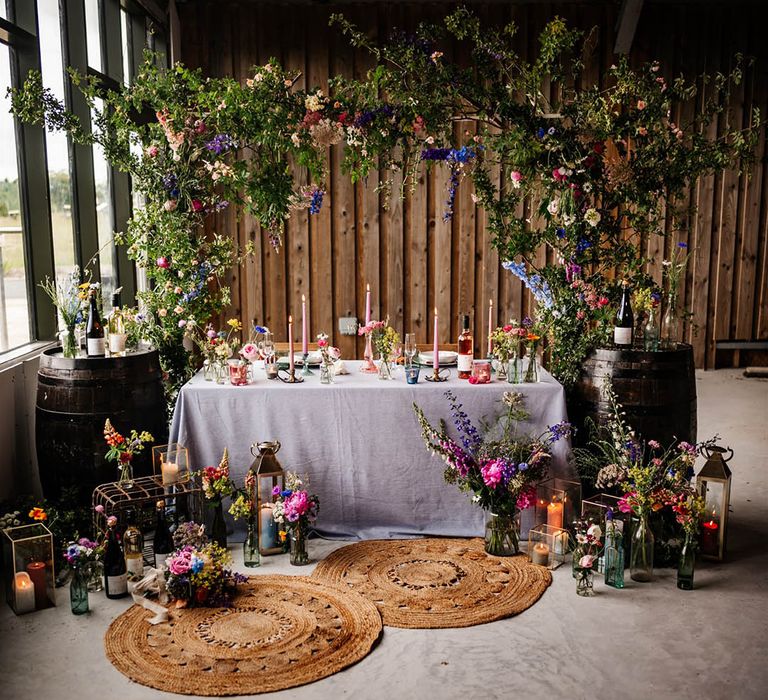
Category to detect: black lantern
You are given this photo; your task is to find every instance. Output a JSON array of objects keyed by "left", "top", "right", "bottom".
[
  {"left": 696, "top": 445, "right": 733, "bottom": 560},
  {"left": 249, "top": 441, "right": 284, "bottom": 555}
]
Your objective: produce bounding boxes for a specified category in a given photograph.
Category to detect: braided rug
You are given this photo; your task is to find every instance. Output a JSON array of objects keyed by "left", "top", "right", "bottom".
[
  {"left": 104, "top": 575, "right": 382, "bottom": 695},
  {"left": 311, "top": 537, "right": 551, "bottom": 629}
]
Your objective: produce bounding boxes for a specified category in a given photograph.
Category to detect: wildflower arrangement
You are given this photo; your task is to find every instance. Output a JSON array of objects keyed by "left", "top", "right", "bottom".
[
  {"left": 662, "top": 241, "right": 692, "bottom": 311},
  {"left": 272, "top": 472, "right": 320, "bottom": 541},
  {"left": 103, "top": 419, "right": 154, "bottom": 480},
  {"left": 229, "top": 470, "right": 256, "bottom": 522},
  {"left": 316, "top": 332, "right": 342, "bottom": 368},
  {"left": 358, "top": 319, "right": 401, "bottom": 360},
  {"left": 38, "top": 267, "right": 90, "bottom": 353},
  {"left": 63, "top": 537, "right": 103, "bottom": 568},
  {"left": 413, "top": 390, "right": 571, "bottom": 517},
  {"left": 572, "top": 521, "right": 603, "bottom": 571},
  {"left": 164, "top": 541, "right": 247, "bottom": 607},
  {"left": 239, "top": 324, "right": 271, "bottom": 364},
  {"left": 201, "top": 448, "right": 236, "bottom": 504},
  {"left": 490, "top": 324, "right": 527, "bottom": 364},
  {"left": 191, "top": 318, "right": 243, "bottom": 364}
]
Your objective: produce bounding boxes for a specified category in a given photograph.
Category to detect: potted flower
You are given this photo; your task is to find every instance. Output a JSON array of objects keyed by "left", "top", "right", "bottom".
[
  {"left": 272, "top": 473, "right": 320, "bottom": 565},
  {"left": 103, "top": 419, "right": 154, "bottom": 488}
]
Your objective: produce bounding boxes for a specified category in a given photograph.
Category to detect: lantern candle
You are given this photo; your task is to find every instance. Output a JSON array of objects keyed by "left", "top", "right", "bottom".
[
  {"left": 161, "top": 460, "right": 180, "bottom": 486},
  {"left": 553, "top": 530, "right": 569, "bottom": 555},
  {"left": 14, "top": 572, "right": 35, "bottom": 614},
  {"left": 365, "top": 284, "right": 371, "bottom": 325},
  {"left": 433, "top": 308, "right": 439, "bottom": 371},
  {"left": 487, "top": 299, "right": 493, "bottom": 355},
  {"left": 700, "top": 518, "right": 719, "bottom": 557},
  {"left": 547, "top": 501, "right": 564, "bottom": 530},
  {"left": 26, "top": 561, "right": 48, "bottom": 610},
  {"left": 260, "top": 504, "right": 278, "bottom": 550},
  {"left": 288, "top": 315, "right": 295, "bottom": 374},
  {"left": 301, "top": 294, "right": 308, "bottom": 355},
  {"left": 531, "top": 542, "right": 550, "bottom": 566}
]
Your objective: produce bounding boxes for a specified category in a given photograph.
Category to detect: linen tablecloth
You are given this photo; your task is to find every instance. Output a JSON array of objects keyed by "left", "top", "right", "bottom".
[{"left": 169, "top": 360, "right": 574, "bottom": 539}]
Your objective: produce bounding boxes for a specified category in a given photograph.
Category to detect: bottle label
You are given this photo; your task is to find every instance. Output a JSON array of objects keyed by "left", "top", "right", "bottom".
[
  {"left": 457, "top": 354, "right": 473, "bottom": 372},
  {"left": 87, "top": 337, "right": 105, "bottom": 356},
  {"left": 154, "top": 553, "right": 168, "bottom": 571},
  {"left": 125, "top": 555, "right": 144, "bottom": 580},
  {"left": 109, "top": 333, "right": 127, "bottom": 353},
  {"left": 613, "top": 327, "right": 632, "bottom": 346},
  {"left": 107, "top": 573, "right": 128, "bottom": 595}
]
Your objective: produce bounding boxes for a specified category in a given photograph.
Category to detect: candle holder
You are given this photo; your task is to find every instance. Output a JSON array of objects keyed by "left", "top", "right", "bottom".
[
  {"left": 425, "top": 366, "right": 450, "bottom": 382},
  {"left": 360, "top": 334, "right": 377, "bottom": 373},
  {"left": 301, "top": 353, "right": 314, "bottom": 376},
  {"left": 278, "top": 367, "right": 304, "bottom": 383},
  {"left": 527, "top": 524, "right": 569, "bottom": 569},
  {"left": 2, "top": 524, "right": 56, "bottom": 614},
  {"left": 152, "top": 443, "right": 190, "bottom": 487}
]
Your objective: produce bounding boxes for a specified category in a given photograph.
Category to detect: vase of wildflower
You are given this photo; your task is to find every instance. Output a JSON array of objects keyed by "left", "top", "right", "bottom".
[
  {"left": 290, "top": 524, "right": 310, "bottom": 566},
  {"left": 86, "top": 560, "right": 104, "bottom": 592},
  {"left": 316, "top": 333, "right": 339, "bottom": 385},
  {"left": 272, "top": 472, "right": 320, "bottom": 566},
  {"left": 630, "top": 513, "right": 654, "bottom": 582},
  {"left": 69, "top": 563, "right": 89, "bottom": 615},
  {"left": 201, "top": 448, "right": 236, "bottom": 549},
  {"left": 523, "top": 334, "right": 540, "bottom": 383},
  {"left": 574, "top": 566, "right": 594, "bottom": 597},
  {"left": 378, "top": 353, "right": 393, "bottom": 380},
  {"left": 104, "top": 419, "right": 154, "bottom": 489},
  {"left": 484, "top": 513, "right": 520, "bottom": 556}
]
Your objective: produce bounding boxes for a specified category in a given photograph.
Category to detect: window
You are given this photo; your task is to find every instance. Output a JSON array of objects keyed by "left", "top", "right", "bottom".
[{"left": 0, "top": 42, "right": 32, "bottom": 351}]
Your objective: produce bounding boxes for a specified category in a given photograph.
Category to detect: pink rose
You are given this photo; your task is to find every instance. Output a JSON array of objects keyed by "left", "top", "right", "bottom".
[
  {"left": 156, "top": 256, "right": 169, "bottom": 269},
  {"left": 578, "top": 554, "right": 595, "bottom": 569},
  {"left": 317, "top": 338, "right": 328, "bottom": 348},
  {"left": 107, "top": 515, "right": 117, "bottom": 527},
  {"left": 503, "top": 325, "right": 513, "bottom": 332},
  {"left": 168, "top": 551, "right": 192, "bottom": 576},
  {"left": 510, "top": 170, "right": 522, "bottom": 183},
  {"left": 191, "top": 199, "right": 204, "bottom": 212},
  {"left": 240, "top": 343, "right": 259, "bottom": 361},
  {"left": 94, "top": 504, "right": 105, "bottom": 514}
]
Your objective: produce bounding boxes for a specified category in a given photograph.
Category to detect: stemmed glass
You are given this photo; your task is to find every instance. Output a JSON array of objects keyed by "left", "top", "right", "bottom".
[{"left": 404, "top": 333, "right": 417, "bottom": 367}]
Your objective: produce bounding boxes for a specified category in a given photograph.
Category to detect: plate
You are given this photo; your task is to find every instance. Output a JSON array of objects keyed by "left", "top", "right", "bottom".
[
  {"left": 417, "top": 351, "right": 458, "bottom": 366},
  {"left": 276, "top": 352, "right": 323, "bottom": 367}
]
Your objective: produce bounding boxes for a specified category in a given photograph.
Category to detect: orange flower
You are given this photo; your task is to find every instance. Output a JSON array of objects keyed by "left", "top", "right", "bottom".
[
  {"left": 526, "top": 333, "right": 540, "bottom": 342},
  {"left": 278, "top": 530, "right": 287, "bottom": 543},
  {"left": 29, "top": 507, "right": 47, "bottom": 521}
]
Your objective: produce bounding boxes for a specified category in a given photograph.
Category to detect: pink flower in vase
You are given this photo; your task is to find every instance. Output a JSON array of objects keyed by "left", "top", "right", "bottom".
[
  {"left": 240, "top": 343, "right": 260, "bottom": 362},
  {"left": 328, "top": 347, "right": 341, "bottom": 360},
  {"left": 283, "top": 490, "right": 311, "bottom": 522},
  {"left": 578, "top": 554, "right": 595, "bottom": 569}
]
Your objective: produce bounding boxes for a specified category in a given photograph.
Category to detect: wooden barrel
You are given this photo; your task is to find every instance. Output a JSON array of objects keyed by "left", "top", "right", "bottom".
[
  {"left": 570, "top": 344, "right": 697, "bottom": 448},
  {"left": 35, "top": 348, "right": 168, "bottom": 503}
]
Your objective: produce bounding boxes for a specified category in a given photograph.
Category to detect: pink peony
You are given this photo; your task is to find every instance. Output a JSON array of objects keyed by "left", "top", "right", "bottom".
[
  {"left": 94, "top": 504, "right": 105, "bottom": 514},
  {"left": 480, "top": 459, "right": 504, "bottom": 488},
  {"left": 156, "top": 256, "right": 170, "bottom": 269},
  {"left": 240, "top": 343, "right": 259, "bottom": 361},
  {"left": 516, "top": 486, "right": 536, "bottom": 510},
  {"left": 283, "top": 490, "right": 311, "bottom": 522}
]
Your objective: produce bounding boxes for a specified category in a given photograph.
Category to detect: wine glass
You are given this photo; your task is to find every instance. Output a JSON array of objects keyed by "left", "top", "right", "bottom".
[
  {"left": 404, "top": 333, "right": 417, "bottom": 366},
  {"left": 259, "top": 331, "right": 275, "bottom": 364}
]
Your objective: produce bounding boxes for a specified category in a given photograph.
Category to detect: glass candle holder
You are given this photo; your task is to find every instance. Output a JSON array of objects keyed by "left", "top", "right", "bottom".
[
  {"left": 405, "top": 365, "right": 420, "bottom": 384},
  {"left": 471, "top": 360, "right": 491, "bottom": 384},
  {"left": 265, "top": 360, "right": 279, "bottom": 380},
  {"left": 228, "top": 359, "right": 249, "bottom": 386}
]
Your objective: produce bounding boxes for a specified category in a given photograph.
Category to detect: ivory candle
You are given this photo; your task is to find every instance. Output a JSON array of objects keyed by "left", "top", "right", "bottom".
[
  {"left": 553, "top": 530, "right": 569, "bottom": 555},
  {"left": 531, "top": 543, "right": 550, "bottom": 566},
  {"left": 14, "top": 572, "right": 35, "bottom": 614},
  {"left": 301, "top": 294, "right": 308, "bottom": 355},
  {"left": 288, "top": 315, "right": 295, "bottom": 373},
  {"left": 547, "top": 501, "right": 564, "bottom": 530},
  {"left": 487, "top": 299, "right": 493, "bottom": 355},
  {"left": 365, "top": 284, "right": 371, "bottom": 324},
  {"left": 433, "top": 308, "right": 439, "bottom": 371},
  {"left": 161, "top": 460, "right": 180, "bottom": 486}
]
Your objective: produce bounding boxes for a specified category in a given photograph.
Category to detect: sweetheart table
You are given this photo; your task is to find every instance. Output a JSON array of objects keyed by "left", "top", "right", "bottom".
[{"left": 169, "top": 360, "right": 574, "bottom": 539}]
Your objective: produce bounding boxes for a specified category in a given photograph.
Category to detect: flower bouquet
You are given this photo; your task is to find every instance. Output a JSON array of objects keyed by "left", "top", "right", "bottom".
[
  {"left": 191, "top": 318, "right": 244, "bottom": 383},
  {"left": 39, "top": 267, "right": 90, "bottom": 358},
  {"left": 164, "top": 542, "right": 247, "bottom": 608},
  {"left": 490, "top": 323, "right": 528, "bottom": 381},
  {"left": 358, "top": 319, "right": 401, "bottom": 380},
  {"left": 201, "top": 448, "right": 236, "bottom": 548},
  {"left": 571, "top": 520, "right": 602, "bottom": 597},
  {"left": 104, "top": 419, "right": 154, "bottom": 488},
  {"left": 272, "top": 472, "right": 320, "bottom": 565},
  {"left": 414, "top": 390, "right": 571, "bottom": 556},
  {"left": 316, "top": 332, "right": 341, "bottom": 384}
]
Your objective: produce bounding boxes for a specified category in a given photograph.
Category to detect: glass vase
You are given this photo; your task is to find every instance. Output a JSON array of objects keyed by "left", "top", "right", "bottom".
[
  {"left": 290, "top": 526, "right": 310, "bottom": 566},
  {"left": 523, "top": 350, "right": 539, "bottom": 383},
  {"left": 70, "top": 565, "right": 89, "bottom": 615},
  {"left": 484, "top": 513, "right": 519, "bottom": 556},
  {"left": 62, "top": 324, "right": 78, "bottom": 359},
  {"left": 320, "top": 363, "right": 334, "bottom": 385},
  {"left": 228, "top": 360, "right": 249, "bottom": 386},
  {"left": 243, "top": 519, "right": 260, "bottom": 568},
  {"left": 630, "top": 514, "right": 655, "bottom": 582},
  {"left": 208, "top": 500, "right": 227, "bottom": 549},
  {"left": 643, "top": 307, "right": 660, "bottom": 352},
  {"left": 117, "top": 457, "right": 134, "bottom": 489},
  {"left": 575, "top": 567, "right": 594, "bottom": 597},
  {"left": 377, "top": 354, "right": 393, "bottom": 380},
  {"left": 203, "top": 359, "right": 215, "bottom": 381},
  {"left": 86, "top": 560, "right": 104, "bottom": 592},
  {"left": 660, "top": 296, "right": 678, "bottom": 350},
  {"left": 677, "top": 534, "right": 696, "bottom": 590},
  {"left": 507, "top": 355, "right": 521, "bottom": 384},
  {"left": 215, "top": 359, "right": 228, "bottom": 384},
  {"left": 495, "top": 356, "right": 508, "bottom": 381},
  {"left": 604, "top": 526, "right": 625, "bottom": 589}
]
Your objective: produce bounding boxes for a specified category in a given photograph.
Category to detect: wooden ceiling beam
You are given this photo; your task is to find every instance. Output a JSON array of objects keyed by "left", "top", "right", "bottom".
[{"left": 614, "top": 0, "right": 644, "bottom": 55}]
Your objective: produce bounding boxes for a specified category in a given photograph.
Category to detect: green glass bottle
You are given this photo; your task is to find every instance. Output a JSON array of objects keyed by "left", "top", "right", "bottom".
[{"left": 604, "top": 509, "right": 625, "bottom": 589}]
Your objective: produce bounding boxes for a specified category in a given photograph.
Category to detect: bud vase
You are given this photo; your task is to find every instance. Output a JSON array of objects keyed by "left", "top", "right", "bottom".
[
  {"left": 484, "top": 513, "right": 519, "bottom": 556},
  {"left": 574, "top": 567, "right": 594, "bottom": 597},
  {"left": 320, "top": 363, "right": 334, "bottom": 384},
  {"left": 117, "top": 457, "right": 134, "bottom": 489},
  {"left": 208, "top": 500, "right": 227, "bottom": 549},
  {"left": 630, "top": 514, "right": 654, "bottom": 582},
  {"left": 86, "top": 560, "right": 104, "bottom": 592},
  {"left": 360, "top": 334, "right": 377, "bottom": 373},
  {"left": 243, "top": 518, "right": 260, "bottom": 568},
  {"left": 660, "top": 295, "right": 678, "bottom": 350},
  {"left": 507, "top": 355, "right": 521, "bottom": 384},
  {"left": 523, "top": 353, "right": 539, "bottom": 383},
  {"left": 290, "top": 526, "right": 309, "bottom": 566},
  {"left": 62, "top": 324, "right": 78, "bottom": 359},
  {"left": 378, "top": 354, "right": 393, "bottom": 380},
  {"left": 495, "top": 356, "right": 508, "bottom": 381},
  {"left": 70, "top": 564, "right": 89, "bottom": 615},
  {"left": 644, "top": 307, "right": 660, "bottom": 351},
  {"left": 677, "top": 533, "right": 696, "bottom": 590}
]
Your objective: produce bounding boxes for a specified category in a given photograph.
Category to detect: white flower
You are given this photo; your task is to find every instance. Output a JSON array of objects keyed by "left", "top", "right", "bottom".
[
  {"left": 587, "top": 523, "right": 602, "bottom": 540},
  {"left": 547, "top": 199, "right": 559, "bottom": 216},
  {"left": 584, "top": 208, "right": 601, "bottom": 227},
  {"left": 563, "top": 214, "right": 575, "bottom": 227}
]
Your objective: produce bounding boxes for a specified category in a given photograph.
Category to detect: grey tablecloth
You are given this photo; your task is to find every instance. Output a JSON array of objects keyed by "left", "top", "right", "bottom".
[{"left": 169, "top": 360, "right": 573, "bottom": 539}]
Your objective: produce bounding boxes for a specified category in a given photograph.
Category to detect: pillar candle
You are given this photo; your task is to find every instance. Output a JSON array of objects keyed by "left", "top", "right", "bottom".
[
  {"left": 700, "top": 519, "right": 719, "bottom": 556},
  {"left": 433, "top": 307, "right": 439, "bottom": 371},
  {"left": 260, "top": 505, "right": 278, "bottom": 550},
  {"left": 487, "top": 299, "right": 493, "bottom": 355},
  {"left": 14, "top": 572, "right": 35, "bottom": 614},
  {"left": 531, "top": 542, "right": 550, "bottom": 566},
  {"left": 288, "top": 315, "right": 295, "bottom": 373},
  {"left": 26, "top": 561, "right": 48, "bottom": 610},
  {"left": 365, "top": 284, "right": 371, "bottom": 324},
  {"left": 547, "top": 501, "right": 564, "bottom": 530},
  {"left": 301, "top": 294, "right": 308, "bottom": 355},
  {"left": 161, "top": 460, "right": 180, "bottom": 485}
]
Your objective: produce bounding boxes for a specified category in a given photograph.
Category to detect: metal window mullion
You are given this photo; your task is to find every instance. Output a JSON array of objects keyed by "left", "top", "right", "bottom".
[{"left": 9, "top": 0, "right": 56, "bottom": 341}]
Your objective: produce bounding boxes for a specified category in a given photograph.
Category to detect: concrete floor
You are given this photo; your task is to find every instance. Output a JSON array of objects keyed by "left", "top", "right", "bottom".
[{"left": 0, "top": 369, "right": 766, "bottom": 700}]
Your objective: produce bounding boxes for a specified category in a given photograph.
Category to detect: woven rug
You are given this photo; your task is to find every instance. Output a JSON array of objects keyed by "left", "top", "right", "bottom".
[
  {"left": 104, "top": 575, "right": 382, "bottom": 696},
  {"left": 311, "top": 538, "right": 551, "bottom": 629}
]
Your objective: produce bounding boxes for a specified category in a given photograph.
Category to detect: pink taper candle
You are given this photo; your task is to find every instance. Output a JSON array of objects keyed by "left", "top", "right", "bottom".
[
  {"left": 288, "top": 315, "right": 295, "bottom": 373},
  {"left": 433, "top": 307, "right": 439, "bottom": 372},
  {"left": 365, "top": 284, "right": 371, "bottom": 324},
  {"left": 487, "top": 298, "right": 493, "bottom": 355},
  {"left": 301, "top": 294, "right": 308, "bottom": 355}
]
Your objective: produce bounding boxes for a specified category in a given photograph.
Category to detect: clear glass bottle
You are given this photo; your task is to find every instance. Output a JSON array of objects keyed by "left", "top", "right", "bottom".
[
  {"left": 604, "top": 514, "right": 625, "bottom": 589},
  {"left": 661, "top": 296, "right": 677, "bottom": 350},
  {"left": 243, "top": 518, "right": 260, "bottom": 568},
  {"left": 643, "top": 306, "right": 659, "bottom": 351},
  {"left": 123, "top": 508, "right": 145, "bottom": 582},
  {"left": 677, "top": 533, "right": 696, "bottom": 590},
  {"left": 630, "top": 513, "right": 654, "bottom": 582}
]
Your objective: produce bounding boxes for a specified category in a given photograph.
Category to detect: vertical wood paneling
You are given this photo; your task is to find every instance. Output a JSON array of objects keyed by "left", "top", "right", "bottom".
[{"left": 181, "top": 1, "right": 768, "bottom": 368}]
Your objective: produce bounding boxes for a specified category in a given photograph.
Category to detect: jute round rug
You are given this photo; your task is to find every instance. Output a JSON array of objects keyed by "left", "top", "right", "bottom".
[
  {"left": 311, "top": 538, "right": 552, "bottom": 629},
  {"left": 104, "top": 575, "right": 382, "bottom": 696}
]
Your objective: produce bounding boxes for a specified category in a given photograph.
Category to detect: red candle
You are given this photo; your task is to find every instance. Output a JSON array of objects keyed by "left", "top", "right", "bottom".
[
  {"left": 700, "top": 519, "right": 719, "bottom": 556},
  {"left": 26, "top": 561, "right": 48, "bottom": 610}
]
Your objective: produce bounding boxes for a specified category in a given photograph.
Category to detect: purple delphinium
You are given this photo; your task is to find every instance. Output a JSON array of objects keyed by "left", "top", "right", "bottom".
[
  {"left": 205, "top": 133, "right": 236, "bottom": 155},
  {"left": 162, "top": 172, "right": 178, "bottom": 191},
  {"left": 309, "top": 187, "right": 324, "bottom": 215},
  {"left": 547, "top": 421, "right": 572, "bottom": 442},
  {"left": 444, "top": 390, "right": 482, "bottom": 452}
]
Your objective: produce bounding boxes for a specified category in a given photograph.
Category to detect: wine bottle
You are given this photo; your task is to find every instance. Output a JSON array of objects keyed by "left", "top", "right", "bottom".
[
  {"left": 123, "top": 509, "right": 145, "bottom": 582},
  {"left": 614, "top": 280, "right": 634, "bottom": 347},
  {"left": 107, "top": 288, "right": 127, "bottom": 357},
  {"left": 86, "top": 288, "right": 105, "bottom": 357},
  {"left": 103, "top": 517, "right": 129, "bottom": 599},
  {"left": 152, "top": 501, "right": 174, "bottom": 571},
  {"left": 457, "top": 314, "right": 473, "bottom": 379}
]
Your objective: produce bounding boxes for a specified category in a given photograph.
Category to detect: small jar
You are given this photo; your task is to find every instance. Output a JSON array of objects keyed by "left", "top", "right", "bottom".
[
  {"left": 228, "top": 359, "right": 249, "bottom": 386},
  {"left": 471, "top": 360, "right": 492, "bottom": 384}
]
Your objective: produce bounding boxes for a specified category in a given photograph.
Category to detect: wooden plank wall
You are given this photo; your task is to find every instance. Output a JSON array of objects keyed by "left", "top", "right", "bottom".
[{"left": 180, "top": 1, "right": 768, "bottom": 368}]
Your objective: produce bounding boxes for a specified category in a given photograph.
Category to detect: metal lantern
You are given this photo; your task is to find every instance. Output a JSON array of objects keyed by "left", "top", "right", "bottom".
[
  {"left": 250, "top": 440, "right": 284, "bottom": 555},
  {"left": 696, "top": 445, "right": 733, "bottom": 560},
  {"left": 2, "top": 524, "right": 56, "bottom": 614}
]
